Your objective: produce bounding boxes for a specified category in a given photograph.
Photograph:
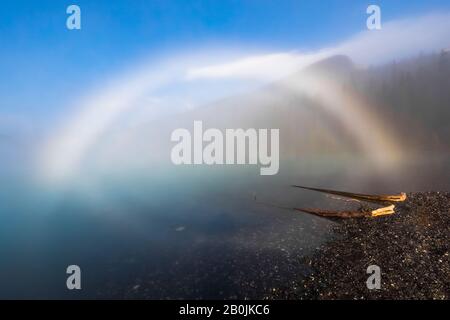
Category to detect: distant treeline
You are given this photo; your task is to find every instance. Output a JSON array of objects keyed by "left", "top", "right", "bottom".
[{"left": 351, "top": 51, "right": 450, "bottom": 152}]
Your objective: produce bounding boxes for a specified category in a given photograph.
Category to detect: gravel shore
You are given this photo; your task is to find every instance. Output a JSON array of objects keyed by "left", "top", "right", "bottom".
[
  {"left": 95, "top": 192, "right": 449, "bottom": 300},
  {"left": 275, "top": 192, "right": 450, "bottom": 300}
]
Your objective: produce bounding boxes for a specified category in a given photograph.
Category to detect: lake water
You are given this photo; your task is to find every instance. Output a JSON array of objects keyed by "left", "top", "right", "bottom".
[{"left": 0, "top": 154, "right": 449, "bottom": 298}]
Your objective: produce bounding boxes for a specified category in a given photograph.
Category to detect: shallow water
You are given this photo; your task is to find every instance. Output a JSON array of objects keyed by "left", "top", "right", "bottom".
[{"left": 0, "top": 155, "right": 449, "bottom": 298}]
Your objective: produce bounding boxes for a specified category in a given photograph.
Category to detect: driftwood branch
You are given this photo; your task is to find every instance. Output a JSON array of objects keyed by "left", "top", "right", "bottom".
[{"left": 291, "top": 185, "right": 406, "bottom": 219}]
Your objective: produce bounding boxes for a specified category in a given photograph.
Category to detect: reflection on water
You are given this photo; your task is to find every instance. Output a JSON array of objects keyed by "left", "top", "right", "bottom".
[{"left": 0, "top": 155, "right": 449, "bottom": 298}]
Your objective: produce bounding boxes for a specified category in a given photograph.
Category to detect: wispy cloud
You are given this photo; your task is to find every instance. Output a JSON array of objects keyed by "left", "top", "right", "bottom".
[
  {"left": 185, "top": 12, "right": 450, "bottom": 82},
  {"left": 335, "top": 12, "right": 450, "bottom": 65},
  {"left": 185, "top": 51, "right": 330, "bottom": 81}
]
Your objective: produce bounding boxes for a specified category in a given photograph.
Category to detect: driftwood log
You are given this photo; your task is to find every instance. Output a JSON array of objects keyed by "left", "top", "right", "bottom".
[{"left": 291, "top": 185, "right": 406, "bottom": 218}]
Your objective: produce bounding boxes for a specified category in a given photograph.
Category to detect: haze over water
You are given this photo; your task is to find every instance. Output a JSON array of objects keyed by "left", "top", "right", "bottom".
[{"left": 1, "top": 1, "right": 450, "bottom": 298}]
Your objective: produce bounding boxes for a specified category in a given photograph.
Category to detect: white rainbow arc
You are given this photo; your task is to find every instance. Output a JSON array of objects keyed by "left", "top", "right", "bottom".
[{"left": 39, "top": 13, "right": 450, "bottom": 182}]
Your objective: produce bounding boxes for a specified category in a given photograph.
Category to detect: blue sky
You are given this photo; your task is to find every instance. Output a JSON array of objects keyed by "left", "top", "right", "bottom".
[{"left": 1, "top": 0, "right": 450, "bottom": 124}]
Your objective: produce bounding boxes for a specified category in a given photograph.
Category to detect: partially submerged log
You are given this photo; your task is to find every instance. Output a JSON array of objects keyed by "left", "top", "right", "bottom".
[
  {"left": 292, "top": 185, "right": 406, "bottom": 219},
  {"left": 292, "top": 185, "right": 407, "bottom": 204},
  {"left": 294, "top": 204, "right": 395, "bottom": 218}
]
